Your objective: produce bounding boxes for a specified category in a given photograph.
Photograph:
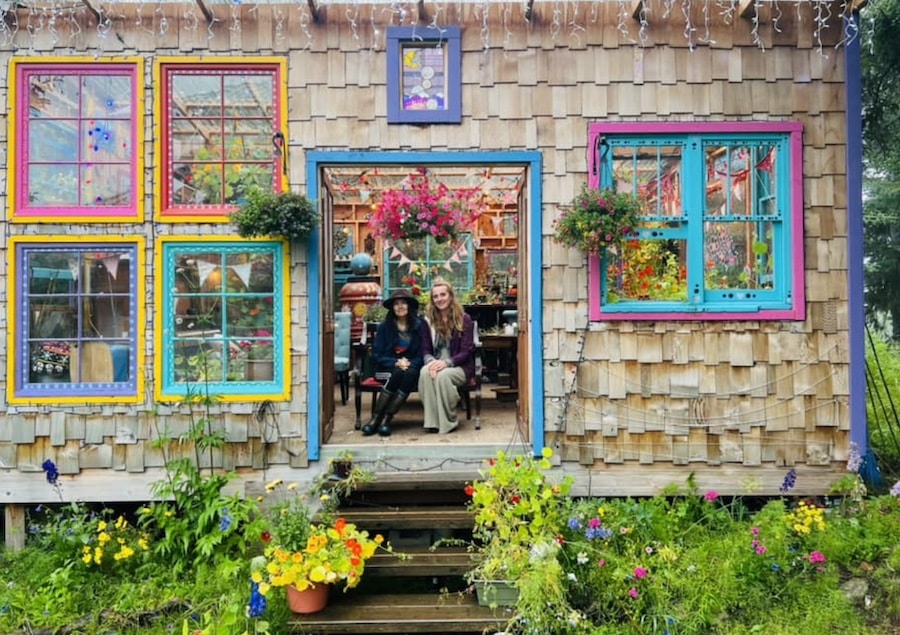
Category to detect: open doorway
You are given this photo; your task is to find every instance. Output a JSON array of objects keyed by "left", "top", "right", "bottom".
[{"left": 305, "top": 151, "right": 544, "bottom": 459}]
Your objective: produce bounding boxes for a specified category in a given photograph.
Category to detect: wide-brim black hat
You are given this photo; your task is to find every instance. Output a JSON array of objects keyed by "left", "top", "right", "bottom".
[{"left": 383, "top": 288, "right": 419, "bottom": 311}]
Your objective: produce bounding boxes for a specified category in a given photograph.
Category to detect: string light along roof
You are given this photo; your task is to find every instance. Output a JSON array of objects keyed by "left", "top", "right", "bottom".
[{"left": 0, "top": 0, "right": 869, "bottom": 53}]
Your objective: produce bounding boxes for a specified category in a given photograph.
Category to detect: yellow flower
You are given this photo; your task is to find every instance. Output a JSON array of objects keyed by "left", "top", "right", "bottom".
[
  {"left": 288, "top": 482, "right": 299, "bottom": 490},
  {"left": 265, "top": 479, "right": 283, "bottom": 492},
  {"left": 97, "top": 520, "right": 108, "bottom": 532},
  {"left": 98, "top": 531, "right": 111, "bottom": 545}
]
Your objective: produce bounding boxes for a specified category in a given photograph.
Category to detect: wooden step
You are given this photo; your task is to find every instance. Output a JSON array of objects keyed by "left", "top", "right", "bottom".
[
  {"left": 287, "top": 592, "right": 511, "bottom": 634},
  {"left": 327, "top": 506, "right": 474, "bottom": 531},
  {"left": 367, "top": 547, "right": 474, "bottom": 577}
]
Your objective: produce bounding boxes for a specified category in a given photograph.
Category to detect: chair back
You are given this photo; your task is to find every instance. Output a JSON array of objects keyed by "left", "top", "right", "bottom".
[{"left": 334, "top": 312, "right": 352, "bottom": 371}]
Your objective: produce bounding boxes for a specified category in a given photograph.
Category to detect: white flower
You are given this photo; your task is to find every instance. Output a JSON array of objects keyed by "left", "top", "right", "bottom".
[
  {"left": 567, "top": 572, "right": 578, "bottom": 582},
  {"left": 576, "top": 551, "right": 589, "bottom": 565}
]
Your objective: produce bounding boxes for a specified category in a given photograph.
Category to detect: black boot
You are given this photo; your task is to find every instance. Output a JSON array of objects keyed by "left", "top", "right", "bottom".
[
  {"left": 378, "top": 392, "right": 408, "bottom": 437},
  {"left": 362, "top": 391, "right": 393, "bottom": 436}
]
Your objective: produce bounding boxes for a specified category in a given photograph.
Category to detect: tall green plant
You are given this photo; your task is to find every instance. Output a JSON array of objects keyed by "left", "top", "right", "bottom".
[{"left": 140, "top": 388, "right": 265, "bottom": 571}]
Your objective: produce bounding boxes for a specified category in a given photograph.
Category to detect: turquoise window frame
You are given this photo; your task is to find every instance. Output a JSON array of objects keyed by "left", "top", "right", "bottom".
[
  {"left": 157, "top": 239, "right": 289, "bottom": 401},
  {"left": 588, "top": 122, "right": 805, "bottom": 321}
]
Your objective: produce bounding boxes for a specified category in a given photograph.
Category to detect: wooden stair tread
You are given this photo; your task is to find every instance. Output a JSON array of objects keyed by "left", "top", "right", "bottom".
[
  {"left": 287, "top": 593, "right": 510, "bottom": 634},
  {"left": 328, "top": 506, "right": 474, "bottom": 530},
  {"left": 368, "top": 547, "right": 474, "bottom": 576}
]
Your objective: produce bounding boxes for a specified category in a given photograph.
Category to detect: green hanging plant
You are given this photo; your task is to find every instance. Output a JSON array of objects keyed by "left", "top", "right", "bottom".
[{"left": 231, "top": 188, "right": 320, "bottom": 242}]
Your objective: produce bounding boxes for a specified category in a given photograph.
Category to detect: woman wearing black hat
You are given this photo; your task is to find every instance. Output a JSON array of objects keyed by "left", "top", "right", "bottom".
[{"left": 360, "top": 288, "right": 425, "bottom": 437}]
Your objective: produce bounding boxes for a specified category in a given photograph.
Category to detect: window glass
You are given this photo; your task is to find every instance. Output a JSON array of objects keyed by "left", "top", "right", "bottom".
[
  {"left": 382, "top": 235, "right": 474, "bottom": 296},
  {"left": 14, "top": 242, "right": 140, "bottom": 401},
  {"left": 164, "top": 65, "right": 279, "bottom": 213},
  {"left": 162, "top": 242, "right": 284, "bottom": 395}
]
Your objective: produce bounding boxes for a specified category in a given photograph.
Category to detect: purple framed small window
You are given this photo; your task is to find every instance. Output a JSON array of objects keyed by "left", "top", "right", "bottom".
[{"left": 387, "top": 27, "right": 461, "bottom": 124}]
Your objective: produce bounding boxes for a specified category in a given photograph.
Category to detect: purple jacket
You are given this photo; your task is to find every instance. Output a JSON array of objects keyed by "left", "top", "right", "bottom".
[{"left": 420, "top": 313, "right": 476, "bottom": 384}]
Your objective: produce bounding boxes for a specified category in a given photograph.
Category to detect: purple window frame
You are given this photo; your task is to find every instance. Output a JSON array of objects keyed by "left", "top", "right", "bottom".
[
  {"left": 13, "top": 62, "right": 140, "bottom": 221},
  {"left": 587, "top": 121, "right": 806, "bottom": 322},
  {"left": 387, "top": 27, "right": 461, "bottom": 124}
]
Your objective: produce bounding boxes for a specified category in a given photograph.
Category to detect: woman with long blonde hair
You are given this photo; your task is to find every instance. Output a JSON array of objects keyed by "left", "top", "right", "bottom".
[{"left": 418, "top": 278, "right": 476, "bottom": 434}]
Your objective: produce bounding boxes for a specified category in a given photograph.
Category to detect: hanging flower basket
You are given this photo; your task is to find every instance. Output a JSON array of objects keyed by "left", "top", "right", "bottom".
[
  {"left": 368, "top": 169, "right": 484, "bottom": 244},
  {"left": 231, "top": 188, "right": 319, "bottom": 242},
  {"left": 553, "top": 184, "right": 642, "bottom": 255}
]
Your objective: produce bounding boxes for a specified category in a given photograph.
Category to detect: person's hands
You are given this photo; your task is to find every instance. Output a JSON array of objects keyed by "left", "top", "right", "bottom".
[
  {"left": 396, "top": 357, "right": 411, "bottom": 371},
  {"left": 427, "top": 359, "right": 448, "bottom": 377}
]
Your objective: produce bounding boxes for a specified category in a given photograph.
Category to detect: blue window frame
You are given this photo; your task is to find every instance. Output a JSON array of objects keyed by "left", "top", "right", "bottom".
[
  {"left": 588, "top": 122, "right": 805, "bottom": 321},
  {"left": 387, "top": 27, "right": 461, "bottom": 124},
  {"left": 158, "top": 240, "right": 288, "bottom": 400},
  {"left": 9, "top": 239, "right": 142, "bottom": 403}
]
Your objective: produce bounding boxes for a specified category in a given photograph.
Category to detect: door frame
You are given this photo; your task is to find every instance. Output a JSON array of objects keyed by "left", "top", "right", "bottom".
[{"left": 306, "top": 150, "right": 544, "bottom": 461}]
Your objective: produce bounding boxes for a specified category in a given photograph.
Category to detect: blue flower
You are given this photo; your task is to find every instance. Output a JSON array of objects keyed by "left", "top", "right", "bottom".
[
  {"left": 219, "top": 509, "right": 233, "bottom": 532},
  {"left": 567, "top": 518, "right": 581, "bottom": 530},
  {"left": 778, "top": 468, "right": 797, "bottom": 494},
  {"left": 41, "top": 459, "right": 60, "bottom": 486},
  {"left": 249, "top": 581, "right": 267, "bottom": 618}
]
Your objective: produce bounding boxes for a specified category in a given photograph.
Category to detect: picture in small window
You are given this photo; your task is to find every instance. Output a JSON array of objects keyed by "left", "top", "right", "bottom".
[{"left": 400, "top": 44, "right": 448, "bottom": 112}]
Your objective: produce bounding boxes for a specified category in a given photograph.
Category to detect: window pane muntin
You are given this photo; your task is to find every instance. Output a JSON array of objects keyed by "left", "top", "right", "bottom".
[
  {"left": 164, "top": 65, "right": 280, "bottom": 213},
  {"left": 599, "top": 132, "right": 789, "bottom": 312},
  {"left": 166, "top": 243, "right": 282, "bottom": 391},
  {"left": 19, "top": 244, "right": 137, "bottom": 392}
]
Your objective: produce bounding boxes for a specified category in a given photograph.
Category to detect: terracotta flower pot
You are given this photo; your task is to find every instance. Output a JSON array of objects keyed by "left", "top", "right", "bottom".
[{"left": 286, "top": 583, "right": 330, "bottom": 614}]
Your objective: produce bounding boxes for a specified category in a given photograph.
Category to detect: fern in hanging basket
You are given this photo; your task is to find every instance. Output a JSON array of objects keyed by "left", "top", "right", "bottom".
[
  {"left": 231, "top": 188, "right": 320, "bottom": 241},
  {"left": 553, "top": 185, "right": 642, "bottom": 255}
]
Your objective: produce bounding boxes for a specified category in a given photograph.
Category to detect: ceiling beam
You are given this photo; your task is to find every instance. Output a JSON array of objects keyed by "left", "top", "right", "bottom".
[
  {"left": 738, "top": 0, "right": 755, "bottom": 20},
  {"left": 308, "top": 0, "right": 321, "bottom": 23},
  {"left": 194, "top": 0, "right": 214, "bottom": 24},
  {"left": 81, "top": 0, "right": 101, "bottom": 22}
]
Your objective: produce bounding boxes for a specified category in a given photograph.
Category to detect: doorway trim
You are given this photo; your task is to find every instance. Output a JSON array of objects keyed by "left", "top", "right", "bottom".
[{"left": 306, "top": 150, "right": 543, "bottom": 461}]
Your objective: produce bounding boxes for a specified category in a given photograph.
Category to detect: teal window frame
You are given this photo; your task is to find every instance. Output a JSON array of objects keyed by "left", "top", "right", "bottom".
[
  {"left": 382, "top": 234, "right": 474, "bottom": 296},
  {"left": 159, "top": 240, "right": 286, "bottom": 399}
]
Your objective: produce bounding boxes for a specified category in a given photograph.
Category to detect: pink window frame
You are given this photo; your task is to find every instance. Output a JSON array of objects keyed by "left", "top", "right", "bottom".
[
  {"left": 158, "top": 62, "right": 283, "bottom": 222},
  {"left": 587, "top": 121, "right": 806, "bottom": 322},
  {"left": 12, "top": 62, "right": 141, "bottom": 222}
]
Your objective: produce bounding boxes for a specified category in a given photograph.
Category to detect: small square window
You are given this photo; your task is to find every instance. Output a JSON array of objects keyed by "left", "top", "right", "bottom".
[{"left": 387, "top": 27, "right": 461, "bottom": 124}]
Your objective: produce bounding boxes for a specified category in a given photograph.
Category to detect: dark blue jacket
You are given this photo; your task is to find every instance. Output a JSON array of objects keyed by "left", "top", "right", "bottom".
[{"left": 372, "top": 317, "right": 425, "bottom": 375}]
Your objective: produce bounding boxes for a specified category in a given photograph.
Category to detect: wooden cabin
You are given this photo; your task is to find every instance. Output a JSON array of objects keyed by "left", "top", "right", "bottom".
[{"left": 0, "top": 0, "right": 868, "bottom": 547}]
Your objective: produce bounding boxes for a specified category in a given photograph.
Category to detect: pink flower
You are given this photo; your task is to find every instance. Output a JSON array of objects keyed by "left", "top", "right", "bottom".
[
  {"left": 598, "top": 559, "right": 606, "bottom": 567},
  {"left": 808, "top": 551, "right": 826, "bottom": 564},
  {"left": 628, "top": 588, "right": 639, "bottom": 599},
  {"left": 755, "top": 546, "right": 767, "bottom": 555},
  {"left": 751, "top": 527, "right": 760, "bottom": 537},
  {"left": 704, "top": 490, "right": 719, "bottom": 502},
  {"left": 634, "top": 567, "right": 648, "bottom": 579}
]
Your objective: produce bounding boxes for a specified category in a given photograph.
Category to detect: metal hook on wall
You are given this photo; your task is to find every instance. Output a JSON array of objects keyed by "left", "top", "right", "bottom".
[{"left": 272, "top": 131, "right": 288, "bottom": 177}]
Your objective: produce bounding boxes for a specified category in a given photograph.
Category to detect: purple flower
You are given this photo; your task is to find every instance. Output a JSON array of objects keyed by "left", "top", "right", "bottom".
[
  {"left": 634, "top": 567, "right": 648, "bottom": 579},
  {"left": 41, "top": 459, "right": 59, "bottom": 486},
  {"left": 628, "top": 587, "right": 639, "bottom": 599},
  {"left": 779, "top": 468, "right": 797, "bottom": 494},
  {"left": 890, "top": 480, "right": 900, "bottom": 497},
  {"left": 846, "top": 442, "right": 862, "bottom": 473}
]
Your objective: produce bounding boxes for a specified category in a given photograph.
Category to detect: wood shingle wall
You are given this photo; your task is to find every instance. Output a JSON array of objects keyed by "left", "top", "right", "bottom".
[{"left": 0, "top": 1, "right": 852, "bottom": 503}]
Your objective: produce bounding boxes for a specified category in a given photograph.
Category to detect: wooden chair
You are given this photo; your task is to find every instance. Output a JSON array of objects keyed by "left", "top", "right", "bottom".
[
  {"left": 353, "top": 322, "right": 483, "bottom": 429},
  {"left": 334, "top": 312, "right": 352, "bottom": 405}
]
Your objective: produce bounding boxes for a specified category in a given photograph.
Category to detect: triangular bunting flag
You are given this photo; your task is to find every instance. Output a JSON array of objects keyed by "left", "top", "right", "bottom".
[
  {"left": 450, "top": 253, "right": 462, "bottom": 264},
  {"left": 231, "top": 262, "right": 253, "bottom": 288},
  {"left": 197, "top": 259, "right": 218, "bottom": 288},
  {"left": 391, "top": 246, "right": 402, "bottom": 258},
  {"left": 101, "top": 255, "right": 121, "bottom": 280},
  {"left": 457, "top": 244, "right": 469, "bottom": 257}
]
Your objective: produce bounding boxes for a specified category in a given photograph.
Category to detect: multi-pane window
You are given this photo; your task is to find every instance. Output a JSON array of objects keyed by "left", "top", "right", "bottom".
[
  {"left": 157, "top": 240, "right": 288, "bottom": 400},
  {"left": 387, "top": 27, "right": 461, "bottom": 124},
  {"left": 9, "top": 239, "right": 143, "bottom": 403},
  {"left": 382, "top": 235, "right": 474, "bottom": 296},
  {"left": 10, "top": 60, "right": 142, "bottom": 221},
  {"left": 157, "top": 59, "right": 285, "bottom": 220},
  {"left": 588, "top": 123, "right": 804, "bottom": 321}
]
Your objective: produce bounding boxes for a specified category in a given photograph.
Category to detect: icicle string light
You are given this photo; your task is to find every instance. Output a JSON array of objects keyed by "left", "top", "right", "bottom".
[
  {"left": 637, "top": 0, "right": 649, "bottom": 48},
  {"left": 550, "top": 0, "right": 561, "bottom": 40},
  {"left": 772, "top": 0, "right": 783, "bottom": 33},
  {"left": 568, "top": 0, "right": 584, "bottom": 45},
  {"left": 681, "top": 0, "right": 695, "bottom": 50},
  {"left": 751, "top": 0, "right": 762, "bottom": 49},
  {"left": 347, "top": 2, "right": 360, "bottom": 41}
]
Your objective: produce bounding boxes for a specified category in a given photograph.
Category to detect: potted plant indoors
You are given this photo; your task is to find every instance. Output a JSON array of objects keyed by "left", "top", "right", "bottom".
[
  {"left": 256, "top": 479, "right": 391, "bottom": 614},
  {"left": 464, "top": 448, "right": 573, "bottom": 609},
  {"left": 231, "top": 187, "right": 319, "bottom": 242},
  {"left": 553, "top": 184, "right": 643, "bottom": 255}
]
